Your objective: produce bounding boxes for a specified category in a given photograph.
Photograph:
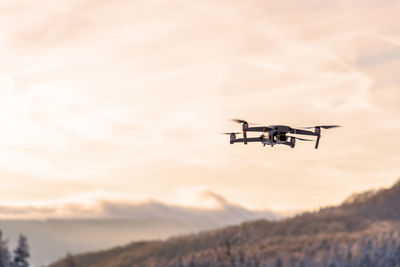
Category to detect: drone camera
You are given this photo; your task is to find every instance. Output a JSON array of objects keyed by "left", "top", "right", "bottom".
[{"left": 278, "top": 134, "right": 287, "bottom": 142}]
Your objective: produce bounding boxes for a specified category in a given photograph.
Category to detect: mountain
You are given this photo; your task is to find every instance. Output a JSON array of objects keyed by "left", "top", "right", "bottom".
[
  {"left": 339, "top": 180, "right": 400, "bottom": 220},
  {"left": 49, "top": 179, "right": 400, "bottom": 267},
  {"left": 0, "top": 193, "right": 278, "bottom": 266}
]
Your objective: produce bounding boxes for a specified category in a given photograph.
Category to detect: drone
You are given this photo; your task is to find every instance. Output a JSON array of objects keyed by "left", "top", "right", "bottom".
[{"left": 224, "top": 119, "right": 341, "bottom": 149}]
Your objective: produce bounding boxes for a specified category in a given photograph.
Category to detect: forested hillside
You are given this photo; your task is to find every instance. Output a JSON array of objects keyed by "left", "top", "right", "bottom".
[{"left": 50, "top": 180, "right": 400, "bottom": 267}]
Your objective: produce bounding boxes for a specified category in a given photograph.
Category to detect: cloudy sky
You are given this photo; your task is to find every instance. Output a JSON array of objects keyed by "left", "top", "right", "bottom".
[{"left": 0, "top": 0, "right": 399, "bottom": 218}]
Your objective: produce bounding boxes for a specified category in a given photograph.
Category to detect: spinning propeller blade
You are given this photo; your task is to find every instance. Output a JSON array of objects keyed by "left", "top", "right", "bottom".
[
  {"left": 231, "top": 119, "right": 261, "bottom": 125},
  {"left": 295, "top": 137, "right": 313, "bottom": 141},
  {"left": 287, "top": 136, "right": 313, "bottom": 141},
  {"left": 222, "top": 132, "right": 241, "bottom": 135},
  {"left": 302, "top": 125, "right": 342, "bottom": 129},
  {"left": 231, "top": 119, "right": 247, "bottom": 124}
]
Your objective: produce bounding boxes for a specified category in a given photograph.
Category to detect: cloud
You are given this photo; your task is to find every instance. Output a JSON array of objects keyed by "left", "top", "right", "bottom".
[
  {"left": 0, "top": 0, "right": 399, "bottom": 213},
  {"left": 0, "top": 191, "right": 279, "bottom": 223}
]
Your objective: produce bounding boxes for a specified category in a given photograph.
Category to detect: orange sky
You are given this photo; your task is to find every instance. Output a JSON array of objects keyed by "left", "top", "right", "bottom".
[{"left": 0, "top": 0, "right": 399, "bottom": 217}]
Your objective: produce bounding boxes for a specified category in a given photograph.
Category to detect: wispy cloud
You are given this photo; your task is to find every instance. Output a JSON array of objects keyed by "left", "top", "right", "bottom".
[
  {"left": 0, "top": 190, "right": 279, "bottom": 222},
  {"left": 0, "top": 0, "right": 398, "bottom": 213}
]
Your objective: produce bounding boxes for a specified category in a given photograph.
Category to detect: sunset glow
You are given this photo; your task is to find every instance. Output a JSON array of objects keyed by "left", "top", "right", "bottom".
[{"left": 0, "top": 0, "right": 399, "bottom": 217}]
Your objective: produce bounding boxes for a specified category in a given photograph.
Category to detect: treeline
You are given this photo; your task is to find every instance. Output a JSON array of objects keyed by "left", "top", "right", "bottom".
[
  {"left": 49, "top": 181, "right": 400, "bottom": 267},
  {"left": 165, "top": 230, "right": 400, "bottom": 267},
  {"left": 0, "top": 231, "right": 30, "bottom": 267}
]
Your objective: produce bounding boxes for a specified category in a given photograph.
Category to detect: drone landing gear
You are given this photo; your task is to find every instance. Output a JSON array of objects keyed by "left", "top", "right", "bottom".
[
  {"left": 314, "top": 127, "right": 321, "bottom": 149},
  {"left": 290, "top": 137, "right": 296, "bottom": 148}
]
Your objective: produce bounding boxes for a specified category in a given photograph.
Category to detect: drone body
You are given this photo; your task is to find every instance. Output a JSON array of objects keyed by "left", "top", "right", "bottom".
[{"left": 225, "top": 120, "right": 341, "bottom": 149}]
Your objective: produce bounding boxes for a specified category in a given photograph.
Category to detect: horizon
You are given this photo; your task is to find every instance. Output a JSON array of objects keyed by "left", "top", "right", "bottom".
[
  {"left": 0, "top": 178, "right": 399, "bottom": 220},
  {"left": 1, "top": 0, "right": 399, "bottom": 219}
]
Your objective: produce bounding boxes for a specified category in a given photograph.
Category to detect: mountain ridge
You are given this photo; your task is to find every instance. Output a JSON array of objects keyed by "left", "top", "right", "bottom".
[
  {"left": 0, "top": 193, "right": 278, "bottom": 266},
  {"left": 49, "top": 178, "right": 400, "bottom": 267}
]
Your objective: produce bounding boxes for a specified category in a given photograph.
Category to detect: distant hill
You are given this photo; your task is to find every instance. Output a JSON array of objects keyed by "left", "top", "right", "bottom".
[
  {"left": 49, "top": 179, "right": 400, "bottom": 267},
  {"left": 339, "top": 180, "right": 400, "bottom": 220},
  {"left": 0, "top": 193, "right": 278, "bottom": 266}
]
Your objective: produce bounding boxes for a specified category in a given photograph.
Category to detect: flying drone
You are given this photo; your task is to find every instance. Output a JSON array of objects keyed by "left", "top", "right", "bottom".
[{"left": 223, "top": 119, "right": 341, "bottom": 149}]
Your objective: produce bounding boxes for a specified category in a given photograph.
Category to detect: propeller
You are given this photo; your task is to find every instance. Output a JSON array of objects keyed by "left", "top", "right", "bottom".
[
  {"left": 231, "top": 119, "right": 261, "bottom": 125},
  {"left": 301, "top": 125, "right": 342, "bottom": 129},
  {"left": 295, "top": 137, "right": 314, "bottom": 141},
  {"left": 287, "top": 135, "right": 313, "bottom": 141},
  {"left": 231, "top": 119, "right": 248, "bottom": 124},
  {"left": 222, "top": 132, "right": 241, "bottom": 135}
]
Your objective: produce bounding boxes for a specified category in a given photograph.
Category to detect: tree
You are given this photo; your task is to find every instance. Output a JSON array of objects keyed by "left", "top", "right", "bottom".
[
  {"left": 63, "top": 253, "right": 76, "bottom": 267},
  {"left": 0, "top": 231, "right": 11, "bottom": 267},
  {"left": 274, "top": 257, "right": 283, "bottom": 267},
  {"left": 13, "top": 235, "right": 29, "bottom": 267}
]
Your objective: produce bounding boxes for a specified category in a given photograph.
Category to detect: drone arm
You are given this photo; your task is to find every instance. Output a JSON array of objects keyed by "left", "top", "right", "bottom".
[
  {"left": 232, "top": 137, "right": 262, "bottom": 143},
  {"left": 245, "top": 126, "right": 271, "bottom": 132},
  {"left": 290, "top": 128, "right": 319, "bottom": 136}
]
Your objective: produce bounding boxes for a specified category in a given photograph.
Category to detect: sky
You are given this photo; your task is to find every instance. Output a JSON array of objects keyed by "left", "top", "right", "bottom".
[{"left": 0, "top": 0, "right": 399, "bottom": 218}]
